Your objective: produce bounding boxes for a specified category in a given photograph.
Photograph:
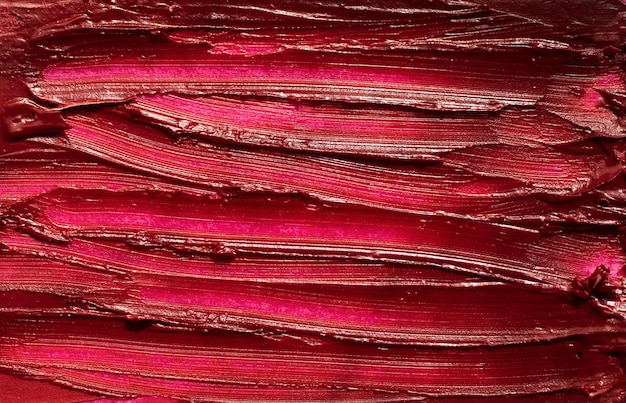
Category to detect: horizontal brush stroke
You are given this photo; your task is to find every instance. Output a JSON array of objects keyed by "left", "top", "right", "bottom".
[
  {"left": 124, "top": 95, "right": 622, "bottom": 192},
  {"left": 468, "top": 172, "right": 626, "bottom": 226},
  {"left": 41, "top": 368, "right": 429, "bottom": 402},
  {"left": 441, "top": 143, "right": 620, "bottom": 194},
  {"left": 0, "top": 251, "right": 124, "bottom": 299},
  {"left": 480, "top": 0, "right": 626, "bottom": 32},
  {"left": 82, "top": 396, "right": 183, "bottom": 403},
  {"left": 0, "top": 160, "right": 217, "bottom": 208},
  {"left": 33, "top": 11, "right": 573, "bottom": 53},
  {"left": 25, "top": 111, "right": 535, "bottom": 215},
  {"left": 27, "top": 0, "right": 479, "bottom": 43},
  {"left": 5, "top": 141, "right": 625, "bottom": 227},
  {"left": 0, "top": 229, "right": 491, "bottom": 287},
  {"left": 0, "top": 291, "right": 80, "bottom": 314},
  {"left": 54, "top": 368, "right": 626, "bottom": 403},
  {"left": 26, "top": 0, "right": 626, "bottom": 30},
  {"left": 0, "top": 137, "right": 70, "bottom": 159},
  {"left": 473, "top": 196, "right": 626, "bottom": 226},
  {"left": 30, "top": 50, "right": 567, "bottom": 110},
  {"left": 0, "top": 371, "right": 100, "bottom": 403},
  {"left": 20, "top": 110, "right": 619, "bottom": 216},
  {"left": 118, "top": 275, "right": 625, "bottom": 345},
  {"left": 539, "top": 61, "right": 626, "bottom": 136},
  {"left": 1, "top": 236, "right": 620, "bottom": 345},
  {"left": 126, "top": 94, "right": 596, "bottom": 160},
  {"left": 2, "top": 156, "right": 624, "bottom": 227},
  {"left": 167, "top": 20, "right": 572, "bottom": 54},
  {"left": 29, "top": 0, "right": 625, "bottom": 53},
  {"left": 0, "top": 316, "right": 621, "bottom": 398},
  {"left": 9, "top": 189, "right": 626, "bottom": 296},
  {"left": 59, "top": 369, "right": 626, "bottom": 403},
  {"left": 82, "top": 398, "right": 184, "bottom": 403}
]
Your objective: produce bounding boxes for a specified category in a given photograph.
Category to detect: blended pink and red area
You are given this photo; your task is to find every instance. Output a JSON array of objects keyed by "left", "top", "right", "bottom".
[{"left": 2, "top": 1, "right": 626, "bottom": 402}]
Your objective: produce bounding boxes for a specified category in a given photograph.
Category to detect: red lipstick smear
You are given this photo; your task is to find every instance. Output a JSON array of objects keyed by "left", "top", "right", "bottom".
[
  {"left": 2, "top": 0, "right": 626, "bottom": 402},
  {"left": 125, "top": 95, "right": 598, "bottom": 159},
  {"left": 31, "top": 50, "right": 569, "bottom": 110}
]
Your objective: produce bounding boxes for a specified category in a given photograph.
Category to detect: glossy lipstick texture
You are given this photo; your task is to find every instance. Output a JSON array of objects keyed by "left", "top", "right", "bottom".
[{"left": 1, "top": 0, "right": 626, "bottom": 402}]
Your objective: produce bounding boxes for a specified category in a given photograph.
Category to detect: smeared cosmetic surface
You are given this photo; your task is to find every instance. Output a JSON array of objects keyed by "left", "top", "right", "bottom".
[{"left": 1, "top": 0, "right": 626, "bottom": 402}]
